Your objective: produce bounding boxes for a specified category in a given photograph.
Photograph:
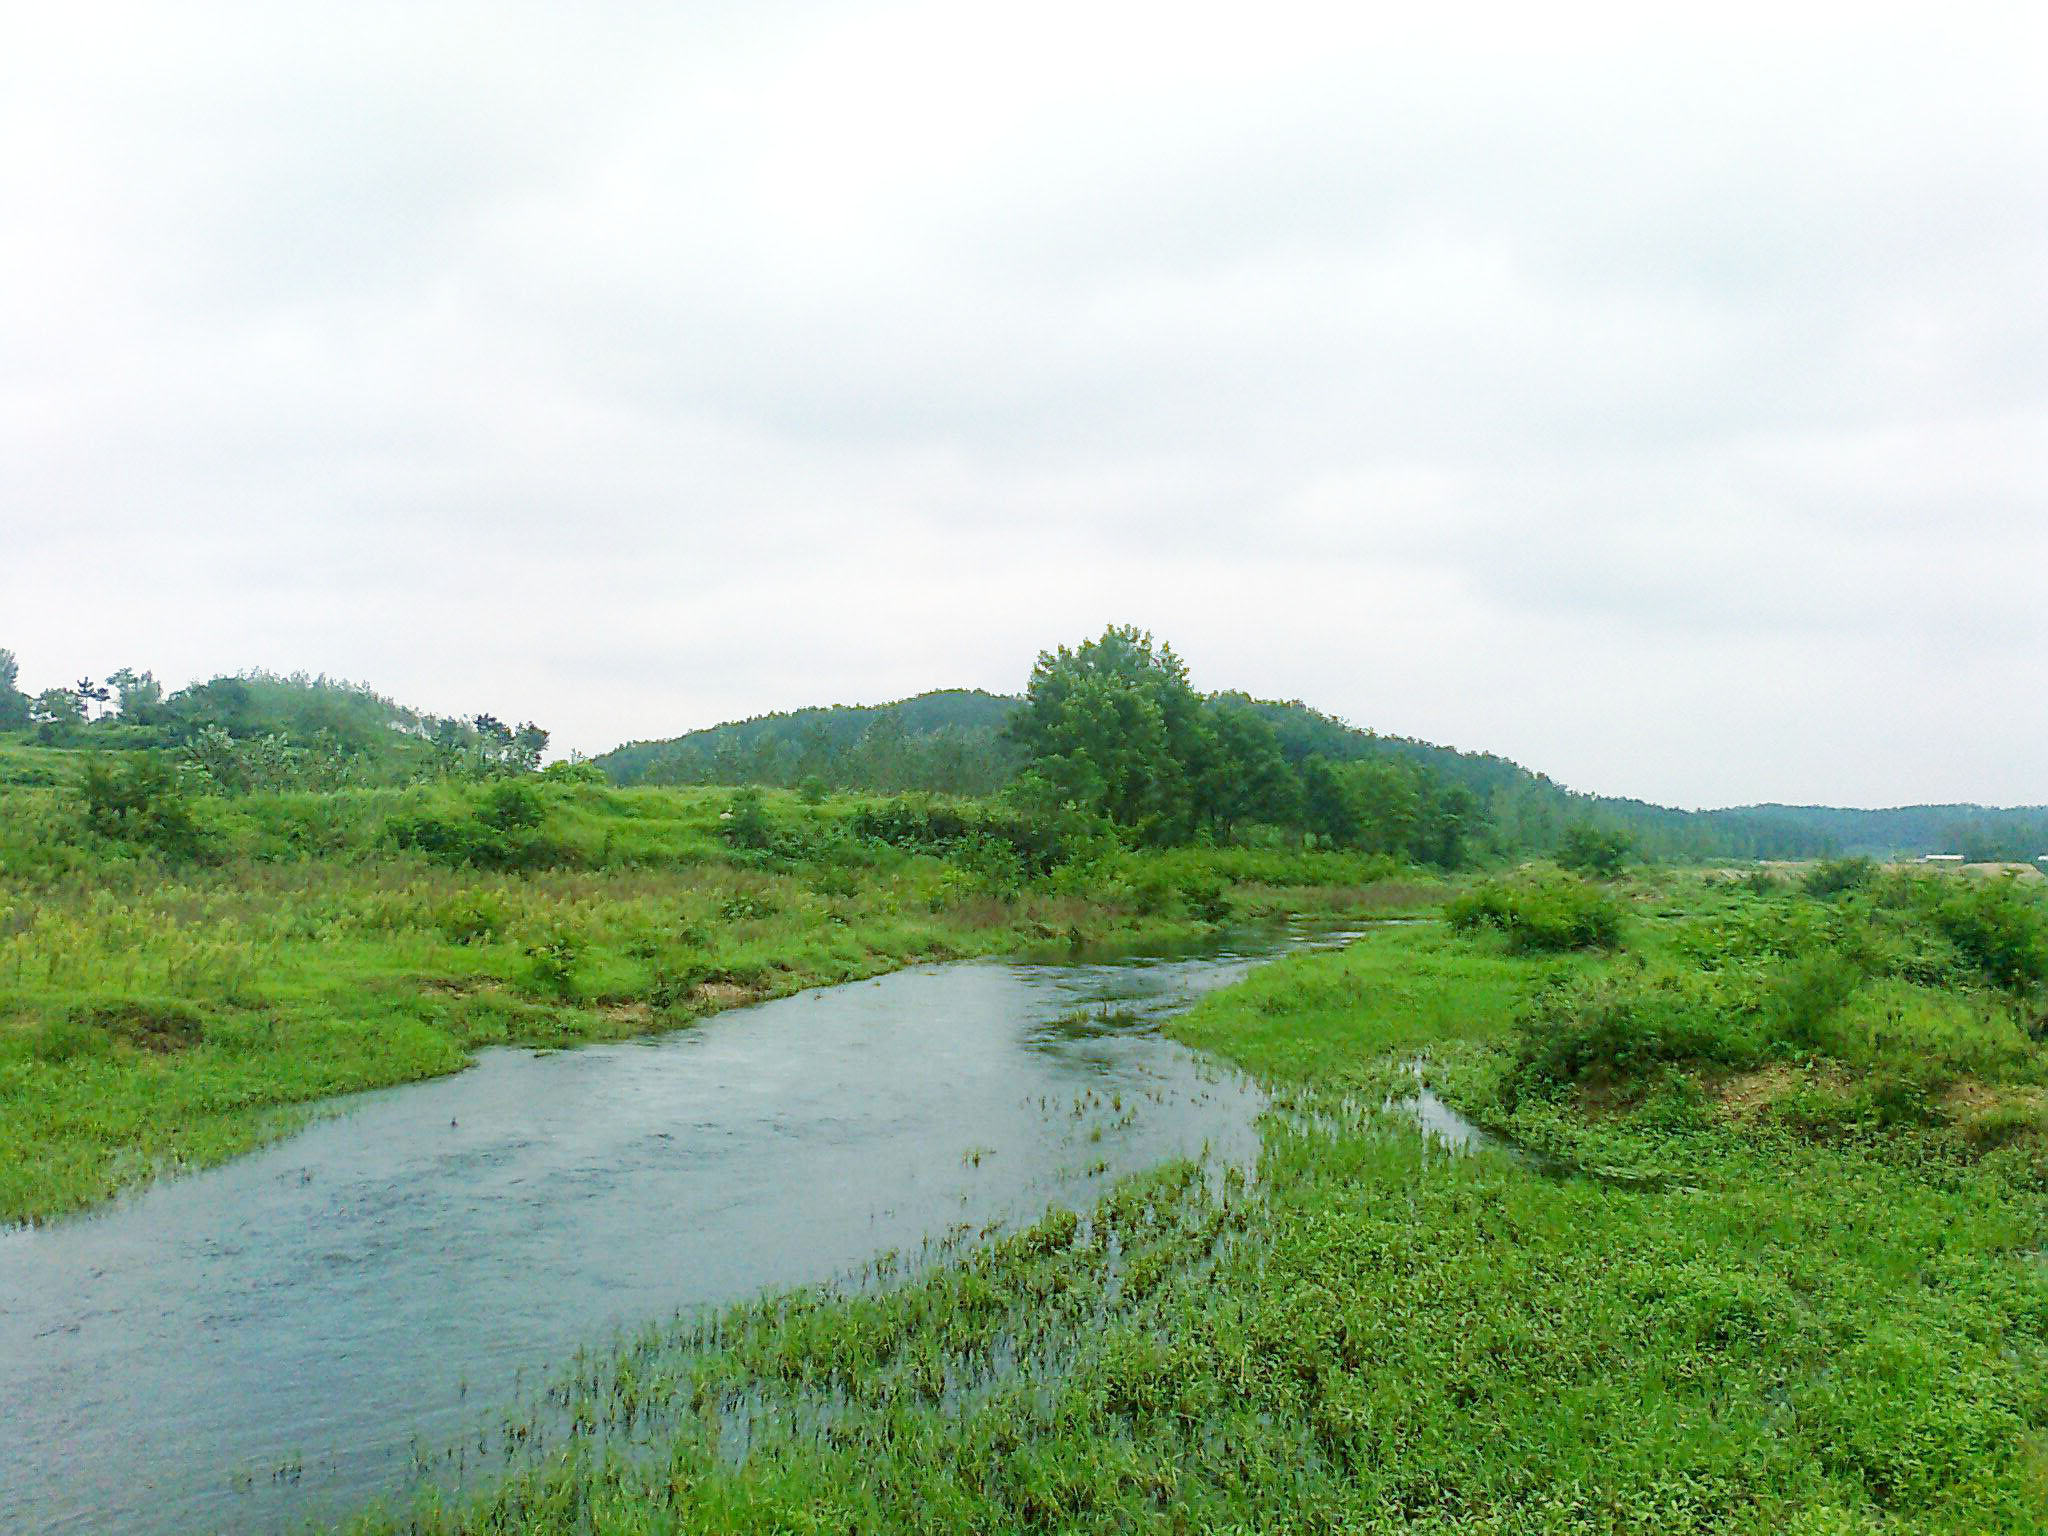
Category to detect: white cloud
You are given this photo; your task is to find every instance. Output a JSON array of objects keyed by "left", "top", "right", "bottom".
[{"left": 2, "top": 1, "right": 2044, "bottom": 806}]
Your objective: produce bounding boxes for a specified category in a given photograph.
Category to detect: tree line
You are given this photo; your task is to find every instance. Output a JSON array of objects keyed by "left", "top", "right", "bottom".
[
  {"left": 1005, "top": 627, "right": 1487, "bottom": 866},
  {"left": 0, "top": 650, "right": 550, "bottom": 790}
]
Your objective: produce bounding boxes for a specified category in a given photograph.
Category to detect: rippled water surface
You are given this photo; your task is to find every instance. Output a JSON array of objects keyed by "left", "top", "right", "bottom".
[{"left": 1, "top": 928, "right": 1344, "bottom": 1535}]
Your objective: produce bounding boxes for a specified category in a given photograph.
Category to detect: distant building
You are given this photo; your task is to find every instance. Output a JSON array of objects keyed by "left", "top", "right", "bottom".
[{"left": 1923, "top": 853, "right": 1964, "bottom": 863}]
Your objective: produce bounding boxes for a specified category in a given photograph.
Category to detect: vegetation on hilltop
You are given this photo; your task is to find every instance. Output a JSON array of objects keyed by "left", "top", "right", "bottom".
[
  {"left": 586, "top": 629, "right": 2048, "bottom": 865},
  {"left": 598, "top": 689, "right": 1018, "bottom": 795},
  {"left": 0, "top": 650, "right": 548, "bottom": 790}
]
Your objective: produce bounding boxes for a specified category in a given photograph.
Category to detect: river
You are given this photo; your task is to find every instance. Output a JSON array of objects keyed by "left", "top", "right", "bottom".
[{"left": 1, "top": 926, "right": 1351, "bottom": 1535}]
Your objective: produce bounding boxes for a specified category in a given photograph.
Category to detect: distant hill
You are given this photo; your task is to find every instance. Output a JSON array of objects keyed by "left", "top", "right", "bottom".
[
  {"left": 596, "top": 690, "right": 1021, "bottom": 796},
  {"left": 598, "top": 687, "right": 2048, "bottom": 864},
  {"left": 0, "top": 669, "right": 546, "bottom": 787},
  {"left": 1694, "top": 803, "right": 2048, "bottom": 863}
]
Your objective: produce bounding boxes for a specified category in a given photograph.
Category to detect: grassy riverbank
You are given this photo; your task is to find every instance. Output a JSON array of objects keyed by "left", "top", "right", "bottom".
[
  {"left": 345, "top": 871, "right": 2047, "bottom": 1535},
  {"left": 0, "top": 777, "right": 1425, "bottom": 1224}
]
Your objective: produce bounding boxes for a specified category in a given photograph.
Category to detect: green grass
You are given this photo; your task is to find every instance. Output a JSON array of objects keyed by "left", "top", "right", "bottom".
[
  {"left": 334, "top": 879, "right": 2047, "bottom": 1535},
  {"left": 0, "top": 779, "right": 1429, "bottom": 1224}
]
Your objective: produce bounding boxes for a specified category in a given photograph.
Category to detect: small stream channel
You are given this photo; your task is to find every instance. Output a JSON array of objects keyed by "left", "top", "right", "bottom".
[{"left": 2, "top": 923, "right": 1366, "bottom": 1536}]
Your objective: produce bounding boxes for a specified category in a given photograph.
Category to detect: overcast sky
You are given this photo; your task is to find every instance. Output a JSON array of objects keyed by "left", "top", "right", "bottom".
[{"left": 3, "top": 3, "right": 2043, "bottom": 809}]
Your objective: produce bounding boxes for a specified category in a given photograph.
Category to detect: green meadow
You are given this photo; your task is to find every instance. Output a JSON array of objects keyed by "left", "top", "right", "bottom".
[
  {"left": 0, "top": 771, "right": 1421, "bottom": 1224},
  {"left": 335, "top": 870, "right": 2048, "bottom": 1535},
  {"left": 5, "top": 647, "right": 2047, "bottom": 1532}
]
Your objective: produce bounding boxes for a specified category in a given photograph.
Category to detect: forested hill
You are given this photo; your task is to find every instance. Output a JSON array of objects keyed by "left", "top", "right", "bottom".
[
  {"left": 595, "top": 690, "right": 1021, "bottom": 796},
  {"left": 595, "top": 686, "right": 2048, "bottom": 864}
]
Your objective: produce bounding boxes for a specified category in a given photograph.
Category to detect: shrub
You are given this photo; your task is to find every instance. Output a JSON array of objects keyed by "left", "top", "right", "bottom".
[
  {"left": 1556, "top": 825, "right": 1633, "bottom": 879},
  {"left": 77, "top": 754, "right": 209, "bottom": 860},
  {"left": 721, "top": 788, "right": 774, "bottom": 851},
  {"left": 1507, "top": 969, "right": 1762, "bottom": 1100},
  {"left": 387, "top": 787, "right": 570, "bottom": 870},
  {"left": 1178, "top": 875, "right": 1232, "bottom": 924},
  {"left": 1923, "top": 878, "right": 2048, "bottom": 995},
  {"left": 1446, "top": 875, "right": 1623, "bottom": 953},
  {"left": 437, "top": 895, "right": 509, "bottom": 945},
  {"left": 523, "top": 931, "right": 582, "bottom": 998},
  {"left": 478, "top": 781, "right": 544, "bottom": 833},
  {"left": 1802, "top": 857, "right": 1876, "bottom": 898},
  {"left": 1767, "top": 950, "right": 1865, "bottom": 1052}
]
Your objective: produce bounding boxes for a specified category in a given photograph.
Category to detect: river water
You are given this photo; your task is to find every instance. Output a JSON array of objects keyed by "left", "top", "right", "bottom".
[{"left": 0, "top": 927, "right": 1345, "bottom": 1535}]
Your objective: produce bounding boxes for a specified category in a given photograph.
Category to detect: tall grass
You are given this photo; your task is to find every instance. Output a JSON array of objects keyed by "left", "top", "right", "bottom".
[
  {"left": 341, "top": 912, "right": 2047, "bottom": 1535},
  {"left": 0, "top": 781, "right": 1431, "bottom": 1223}
]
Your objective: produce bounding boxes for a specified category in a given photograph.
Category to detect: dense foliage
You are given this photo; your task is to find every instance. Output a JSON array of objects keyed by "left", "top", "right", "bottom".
[
  {"left": 599, "top": 690, "right": 1017, "bottom": 796},
  {"left": 0, "top": 657, "right": 549, "bottom": 788},
  {"left": 1004, "top": 626, "right": 1486, "bottom": 865},
  {"left": 588, "top": 630, "right": 2048, "bottom": 864},
  {"left": 1445, "top": 872, "right": 1627, "bottom": 952}
]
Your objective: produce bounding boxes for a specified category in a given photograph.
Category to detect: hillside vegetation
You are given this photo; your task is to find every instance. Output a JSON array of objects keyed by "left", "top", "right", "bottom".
[{"left": 589, "top": 631, "right": 2048, "bottom": 865}]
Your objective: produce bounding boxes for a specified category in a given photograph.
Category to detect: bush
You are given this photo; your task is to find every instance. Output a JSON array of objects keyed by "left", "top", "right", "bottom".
[
  {"left": 1556, "top": 825, "right": 1633, "bottom": 879},
  {"left": 1507, "top": 969, "right": 1763, "bottom": 1101},
  {"left": 523, "top": 931, "right": 582, "bottom": 998},
  {"left": 1178, "top": 875, "right": 1232, "bottom": 924},
  {"left": 77, "top": 754, "right": 209, "bottom": 860},
  {"left": 1923, "top": 878, "right": 2048, "bottom": 995},
  {"left": 387, "top": 786, "right": 571, "bottom": 870},
  {"left": 721, "top": 788, "right": 774, "bottom": 851},
  {"left": 850, "top": 792, "right": 1112, "bottom": 879},
  {"left": 1767, "top": 950, "right": 1865, "bottom": 1052},
  {"left": 437, "top": 895, "right": 509, "bottom": 945},
  {"left": 1802, "top": 857, "right": 1876, "bottom": 898},
  {"left": 478, "top": 781, "right": 544, "bottom": 833},
  {"left": 1446, "top": 875, "right": 1623, "bottom": 953}
]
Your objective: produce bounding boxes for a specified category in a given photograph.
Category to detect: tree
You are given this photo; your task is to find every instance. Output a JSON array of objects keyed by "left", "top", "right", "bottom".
[
  {"left": 511, "top": 722, "right": 549, "bottom": 773},
  {"left": 1006, "top": 625, "right": 1210, "bottom": 840},
  {"left": 1416, "top": 779, "right": 1484, "bottom": 869},
  {"left": 74, "top": 678, "right": 112, "bottom": 721},
  {"left": 1557, "top": 824, "right": 1633, "bottom": 878},
  {"left": 1345, "top": 760, "right": 1422, "bottom": 856},
  {"left": 107, "top": 667, "right": 165, "bottom": 722},
  {"left": 31, "top": 687, "right": 85, "bottom": 735},
  {"left": 1299, "top": 756, "right": 1358, "bottom": 846},
  {"left": 1197, "top": 699, "right": 1300, "bottom": 837},
  {"left": 0, "top": 649, "right": 28, "bottom": 730}
]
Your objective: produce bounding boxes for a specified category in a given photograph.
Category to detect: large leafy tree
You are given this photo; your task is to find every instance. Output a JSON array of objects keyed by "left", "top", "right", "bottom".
[
  {"left": 1007, "top": 625, "right": 1212, "bottom": 840},
  {"left": 1197, "top": 698, "right": 1300, "bottom": 837}
]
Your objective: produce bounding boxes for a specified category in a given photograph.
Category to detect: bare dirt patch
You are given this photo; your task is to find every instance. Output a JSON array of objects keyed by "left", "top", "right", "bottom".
[
  {"left": 690, "top": 980, "right": 764, "bottom": 1011},
  {"left": 1712, "top": 1064, "right": 1812, "bottom": 1123},
  {"left": 74, "top": 1001, "right": 204, "bottom": 1053}
]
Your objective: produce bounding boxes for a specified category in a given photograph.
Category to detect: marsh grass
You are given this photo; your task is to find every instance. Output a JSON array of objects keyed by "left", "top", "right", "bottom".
[
  {"left": 0, "top": 782, "right": 1426, "bottom": 1223},
  {"left": 338, "top": 913, "right": 2047, "bottom": 1534}
]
